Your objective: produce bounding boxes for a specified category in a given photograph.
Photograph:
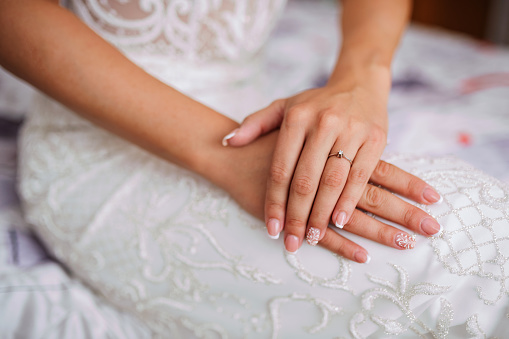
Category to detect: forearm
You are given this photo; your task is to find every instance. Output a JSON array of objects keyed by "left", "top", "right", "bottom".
[
  {"left": 0, "top": 0, "right": 237, "bottom": 188},
  {"left": 328, "top": 0, "right": 412, "bottom": 93}
]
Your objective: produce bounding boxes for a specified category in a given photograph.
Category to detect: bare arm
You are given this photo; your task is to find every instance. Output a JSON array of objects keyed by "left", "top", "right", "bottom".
[
  {"left": 329, "top": 0, "right": 411, "bottom": 91},
  {"left": 0, "top": 0, "right": 236, "bottom": 189}
]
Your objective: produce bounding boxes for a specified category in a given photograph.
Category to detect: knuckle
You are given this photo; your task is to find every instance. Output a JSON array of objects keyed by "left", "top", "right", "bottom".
[
  {"left": 265, "top": 200, "right": 285, "bottom": 214},
  {"left": 322, "top": 232, "right": 346, "bottom": 254},
  {"left": 319, "top": 230, "right": 333, "bottom": 247},
  {"left": 284, "top": 104, "right": 309, "bottom": 126},
  {"left": 349, "top": 167, "right": 370, "bottom": 185},
  {"left": 334, "top": 239, "right": 347, "bottom": 254},
  {"left": 403, "top": 207, "right": 418, "bottom": 227},
  {"left": 242, "top": 115, "right": 253, "bottom": 124},
  {"left": 320, "top": 230, "right": 355, "bottom": 258},
  {"left": 272, "top": 99, "right": 284, "bottom": 106},
  {"left": 270, "top": 162, "right": 290, "bottom": 186},
  {"left": 369, "top": 125, "right": 387, "bottom": 144},
  {"left": 285, "top": 217, "right": 306, "bottom": 232},
  {"left": 374, "top": 160, "right": 393, "bottom": 179},
  {"left": 291, "top": 175, "right": 315, "bottom": 196},
  {"left": 317, "top": 110, "right": 340, "bottom": 130},
  {"left": 346, "top": 116, "right": 362, "bottom": 131},
  {"left": 321, "top": 169, "right": 344, "bottom": 189},
  {"left": 407, "top": 177, "right": 423, "bottom": 196},
  {"left": 363, "top": 184, "right": 386, "bottom": 209},
  {"left": 377, "top": 227, "right": 392, "bottom": 245},
  {"left": 346, "top": 210, "right": 360, "bottom": 226}
]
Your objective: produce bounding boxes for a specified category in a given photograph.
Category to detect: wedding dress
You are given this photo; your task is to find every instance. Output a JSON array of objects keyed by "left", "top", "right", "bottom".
[{"left": 18, "top": 0, "right": 509, "bottom": 338}]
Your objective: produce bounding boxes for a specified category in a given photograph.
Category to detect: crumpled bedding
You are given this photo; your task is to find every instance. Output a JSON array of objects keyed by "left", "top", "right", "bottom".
[
  {"left": 1, "top": 0, "right": 509, "bottom": 338},
  {"left": 1, "top": 264, "right": 151, "bottom": 339}
]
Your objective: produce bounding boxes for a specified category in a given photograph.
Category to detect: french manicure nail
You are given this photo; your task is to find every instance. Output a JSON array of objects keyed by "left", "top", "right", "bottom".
[
  {"left": 395, "top": 233, "right": 416, "bottom": 250},
  {"left": 354, "top": 251, "right": 370, "bottom": 264},
  {"left": 420, "top": 217, "right": 442, "bottom": 236},
  {"left": 221, "top": 128, "right": 239, "bottom": 146},
  {"left": 335, "top": 211, "right": 347, "bottom": 229},
  {"left": 267, "top": 218, "right": 280, "bottom": 240},
  {"left": 423, "top": 187, "right": 442, "bottom": 204},
  {"left": 306, "top": 227, "right": 320, "bottom": 246},
  {"left": 433, "top": 224, "right": 444, "bottom": 237},
  {"left": 285, "top": 235, "right": 300, "bottom": 253},
  {"left": 365, "top": 254, "right": 371, "bottom": 264}
]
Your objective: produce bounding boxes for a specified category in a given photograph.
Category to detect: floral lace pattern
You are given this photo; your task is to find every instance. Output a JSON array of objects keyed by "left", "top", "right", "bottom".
[
  {"left": 68, "top": 0, "right": 287, "bottom": 62},
  {"left": 351, "top": 264, "right": 453, "bottom": 338}
]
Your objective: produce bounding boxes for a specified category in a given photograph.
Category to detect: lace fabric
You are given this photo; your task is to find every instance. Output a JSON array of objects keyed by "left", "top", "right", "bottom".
[
  {"left": 67, "top": 0, "right": 287, "bottom": 100},
  {"left": 68, "top": 0, "right": 287, "bottom": 63}
]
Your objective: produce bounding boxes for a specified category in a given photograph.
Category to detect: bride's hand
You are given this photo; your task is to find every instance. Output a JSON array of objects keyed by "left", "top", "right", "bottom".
[
  {"left": 221, "top": 131, "right": 443, "bottom": 263},
  {"left": 223, "top": 82, "right": 392, "bottom": 253}
]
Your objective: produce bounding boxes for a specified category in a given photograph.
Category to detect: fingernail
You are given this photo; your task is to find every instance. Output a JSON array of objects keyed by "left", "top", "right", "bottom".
[
  {"left": 221, "top": 128, "right": 239, "bottom": 147},
  {"left": 306, "top": 227, "right": 320, "bottom": 246},
  {"left": 420, "top": 217, "right": 442, "bottom": 236},
  {"left": 395, "top": 233, "right": 416, "bottom": 250},
  {"left": 433, "top": 224, "right": 443, "bottom": 237},
  {"left": 354, "top": 251, "right": 371, "bottom": 264},
  {"left": 285, "top": 235, "right": 300, "bottom": 254},
  {"left": 335, "top": 211, "right": 347, "bottom": 229},
  {"left": 423, "top": 187, "right": 442, "bottom": 204},
  {"left": 267, "top": 218, "right": 280, "bottom": 240}
]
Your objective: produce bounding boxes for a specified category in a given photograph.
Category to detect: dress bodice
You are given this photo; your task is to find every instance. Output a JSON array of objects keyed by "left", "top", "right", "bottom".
[
  {"left": 67, "top": 0, "right": 287, "bottom": 63},
  {"left": 66, "top": 0, "right": 287, "bottom": 103}
]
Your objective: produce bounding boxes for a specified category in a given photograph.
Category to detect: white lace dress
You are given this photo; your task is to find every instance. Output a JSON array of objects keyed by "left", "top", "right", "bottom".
[{"left": 18, "top": 1, "right": 509, "bottom": 338}]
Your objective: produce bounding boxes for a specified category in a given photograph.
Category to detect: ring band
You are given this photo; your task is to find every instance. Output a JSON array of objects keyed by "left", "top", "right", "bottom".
[{"left": 327, "top": 150, "right": 353, "bottom": 166}]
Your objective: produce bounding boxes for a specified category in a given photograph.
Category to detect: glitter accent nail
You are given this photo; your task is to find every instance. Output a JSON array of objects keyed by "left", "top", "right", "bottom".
[
  {"left": 395, "top": 233, "right": 416, "bottom": 250},
  {"left": 306, "top": 227, "right": 320, "bottom": 246}
]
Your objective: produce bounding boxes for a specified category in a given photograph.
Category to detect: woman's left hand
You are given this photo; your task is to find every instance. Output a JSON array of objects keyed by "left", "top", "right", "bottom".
[{"left": 223, "top": 79, "right": 390, "bottom": 253}]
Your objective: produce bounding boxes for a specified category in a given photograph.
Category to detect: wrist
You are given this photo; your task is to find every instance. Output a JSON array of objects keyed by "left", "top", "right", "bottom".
[
  {"left": 187, "top": 120, "right": 241, "bottom": 192},
  {"left": 190, "top": 129, "right": 277, "bottom": 219},
  {"left": 328, "top": 64, "right": 391, "bottom": 95},
  {"left": 327, "top": 49, "right": 392, "bottom": 97}
]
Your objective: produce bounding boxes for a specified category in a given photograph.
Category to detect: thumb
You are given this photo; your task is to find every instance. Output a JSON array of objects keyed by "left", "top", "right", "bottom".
[{"left": 222, "top": 99, "right": 286, "bottom": 147}]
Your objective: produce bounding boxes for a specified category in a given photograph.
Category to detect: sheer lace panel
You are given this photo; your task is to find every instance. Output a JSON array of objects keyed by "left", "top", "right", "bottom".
[{"left": 68, "top": 0, "right": 287, "bottom": 62}]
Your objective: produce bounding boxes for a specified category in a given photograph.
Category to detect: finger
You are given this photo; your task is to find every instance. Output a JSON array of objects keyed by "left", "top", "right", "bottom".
[
  {"left": 284, "top": 125, "right": 336, "bottom": 252},
  {"left": 264, "top": 111, "right": 308, "bottom": 242},
  {"left": 332, "top": 137, "right": 384, "bottom": 229},
  {"left": 357, "top": 184, "right": 442, "bottom": 236},
  {"left": 222, "top": 100, "right": 286, "bottom": 147},
  {"left": 305, "top": 143, "right": 359, "bottom": 246},
  {"left": 370, "top": 160, "right": 443, "bottom": 205},
  {"left": 319, "top": 227, "right": 371, "bottom": 263},
  {"left": 342, "top": 209, "right": 417, "bottom": 250}
]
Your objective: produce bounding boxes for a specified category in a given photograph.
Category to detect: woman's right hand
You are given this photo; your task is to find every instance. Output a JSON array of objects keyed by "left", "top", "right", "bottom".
[{"left": 218, "top": 130, "right": 442, "bottom": 263}]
